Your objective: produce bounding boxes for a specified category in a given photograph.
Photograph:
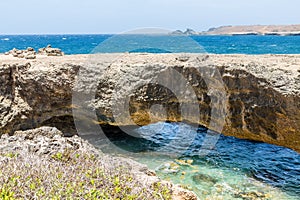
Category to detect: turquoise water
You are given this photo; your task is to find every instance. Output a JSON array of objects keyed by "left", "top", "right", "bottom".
[
  {"left": 88, "top": 122, "right": 300, "bottom": 199},
  {"left": 2, "top": 34, "right": 300, "bottom": 199},
  {"left": 1, "top": 35, "right": 300, "bottom": 54}
]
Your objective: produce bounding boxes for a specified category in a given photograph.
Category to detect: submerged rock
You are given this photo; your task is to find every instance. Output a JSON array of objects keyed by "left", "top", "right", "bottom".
[
  {"left": 175, "top": 159, "right": 194, "bottom": 166},
  {"left": 157, "top": 162, "right": 181, "bottom": 174},
  {"left": 233, "top": 191, "right": 272, "bottom": 200},
  {"left": 192, "top": 173, "right": 218, "bottom": 185}
]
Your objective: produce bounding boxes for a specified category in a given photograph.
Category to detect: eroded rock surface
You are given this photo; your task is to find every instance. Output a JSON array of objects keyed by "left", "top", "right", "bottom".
[
  {"left": 0, "top": 54, "right": 299, "bottom": 152},
  {"left": 5, "top": 47, "right": 36, "bottom": 59},
  {"left": 38, "top": 45, "right": 64, "bottom": 56}
]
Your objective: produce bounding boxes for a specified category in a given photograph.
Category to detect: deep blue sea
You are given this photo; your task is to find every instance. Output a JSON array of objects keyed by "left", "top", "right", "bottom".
[
  {"left": 1, "top": 34, "right": 299, "bottom": 199},
  {"left": 1, "top": 35, "right": 300, "bottom": 54}
]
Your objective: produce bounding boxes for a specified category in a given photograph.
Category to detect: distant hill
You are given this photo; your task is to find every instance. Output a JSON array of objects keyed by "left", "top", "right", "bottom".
[
  {"left": 202, "top": 25, "right": 300, "bottom": 36},
  {"left": 171, "top": 25, "right": 300, "bottom": 36}
]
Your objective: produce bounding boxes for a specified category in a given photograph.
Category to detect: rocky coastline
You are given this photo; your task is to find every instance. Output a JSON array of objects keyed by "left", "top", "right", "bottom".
[
  {"left": 0, "top": 52, "right": 299, "bottom": 199},
  {"left": 0, "top": 53, "right": 299, "bottom": 152},
  {"left": 0, "top": 126, "right": 196, "bottom": 199}
]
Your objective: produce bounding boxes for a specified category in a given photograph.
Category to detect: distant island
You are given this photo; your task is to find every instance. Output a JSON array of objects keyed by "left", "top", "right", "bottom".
[{"left": 171, "top": 24, "right": 300, "bottom": 36}]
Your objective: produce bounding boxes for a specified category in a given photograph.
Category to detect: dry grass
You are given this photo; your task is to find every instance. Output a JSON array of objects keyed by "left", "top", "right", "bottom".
[{"left": 0, "top": 148, "right": 172, "bottom": 200}]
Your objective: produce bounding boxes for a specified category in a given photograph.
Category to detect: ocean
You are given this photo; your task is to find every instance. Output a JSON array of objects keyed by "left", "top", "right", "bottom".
[
  {"left": 1, "top": 35, "right": 300, "bottom": 54},
  {"left": 1, "top": 34, "right": 299, "bottom": 199}
]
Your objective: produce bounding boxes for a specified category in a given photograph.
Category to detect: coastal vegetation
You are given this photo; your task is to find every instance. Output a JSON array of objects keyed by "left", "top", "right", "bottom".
[{"left": 0, "top": 128, "right": 185, "bottom": 200}]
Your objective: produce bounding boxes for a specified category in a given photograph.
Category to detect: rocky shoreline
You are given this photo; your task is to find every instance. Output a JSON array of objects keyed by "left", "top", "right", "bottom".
[
  {"left": 0, "top": 126, "right": 196, "bottom": 199},
  {"left": 0, "top": 53, "right": 299, "bottom": 152},
  {"left": 0, "top": 52, "right": 299, "bottom": 199}
]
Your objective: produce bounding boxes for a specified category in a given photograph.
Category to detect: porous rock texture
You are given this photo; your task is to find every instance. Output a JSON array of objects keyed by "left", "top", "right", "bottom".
[{"left": 0, "top": 54, "right": 299, "bottom": 152}]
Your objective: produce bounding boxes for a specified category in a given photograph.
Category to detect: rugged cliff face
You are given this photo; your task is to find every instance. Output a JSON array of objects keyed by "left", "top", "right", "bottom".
[{"left": 0, "top": 54, "right": 299, "bottom": 152}]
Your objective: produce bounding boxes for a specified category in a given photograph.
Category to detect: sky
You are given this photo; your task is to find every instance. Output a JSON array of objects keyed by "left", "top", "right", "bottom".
[{"left": 0, "top": 0, "right": 299, "bottom": 34}]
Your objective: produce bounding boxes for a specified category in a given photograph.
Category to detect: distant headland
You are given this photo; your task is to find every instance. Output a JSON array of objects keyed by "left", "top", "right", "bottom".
[{"left": 171, "top": 24, "right": 300, "bottom": 36}]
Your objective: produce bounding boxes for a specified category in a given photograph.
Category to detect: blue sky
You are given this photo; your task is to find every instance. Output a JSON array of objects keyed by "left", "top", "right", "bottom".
[{"left": 1, "top": 0, "right": 299, "bottom": 34}]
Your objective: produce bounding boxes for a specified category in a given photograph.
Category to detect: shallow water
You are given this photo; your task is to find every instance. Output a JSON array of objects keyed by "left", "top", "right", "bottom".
[{"left": 87, "top": 122, "right": 300, "bottom": 199}]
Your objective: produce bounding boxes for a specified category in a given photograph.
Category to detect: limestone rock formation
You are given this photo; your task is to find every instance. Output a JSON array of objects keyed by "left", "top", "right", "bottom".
[
  {"left": 0, "top": 54, "right": 299, "bottom": 152},
  {"left": 5, "top": 47, "right": 36, "bottom": 59},
  {"left": 4, "top": 45, "right": 64, "bottom": 59},
  {"left": 38, "top": 45, "right": 64, "bottom": 56}
]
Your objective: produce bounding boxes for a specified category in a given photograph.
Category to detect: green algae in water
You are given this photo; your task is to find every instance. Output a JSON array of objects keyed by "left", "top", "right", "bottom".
[{"left": 135, "top": 153, "right": 298, "bottom": 200}]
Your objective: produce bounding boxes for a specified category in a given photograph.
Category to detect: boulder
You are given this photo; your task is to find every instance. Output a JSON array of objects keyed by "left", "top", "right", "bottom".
[
  {"left": 38, "top": 44, "right": 64, "bottom": 56},
  {"left": 4, "top": 47, "right": 36, "bottom": 59},
  {"left": 27, "top": 47, "right": 35, "bottom": 52},
  {"left": 25, "top": 54, "right": 36, "bottom": 59}
]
